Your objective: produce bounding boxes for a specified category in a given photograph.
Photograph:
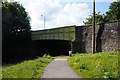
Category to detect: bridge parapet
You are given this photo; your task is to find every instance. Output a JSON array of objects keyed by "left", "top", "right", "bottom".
[{"left": 31, "top": 26, "right": 75, "bottom": 41}]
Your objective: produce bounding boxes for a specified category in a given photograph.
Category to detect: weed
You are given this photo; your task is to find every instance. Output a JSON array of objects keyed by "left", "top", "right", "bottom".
[
  {"left": 2, "top": 54, "right": 54, "bottom": 78},
  {"left": 67, "top": 52, "right": 118, "bottom": 78}
]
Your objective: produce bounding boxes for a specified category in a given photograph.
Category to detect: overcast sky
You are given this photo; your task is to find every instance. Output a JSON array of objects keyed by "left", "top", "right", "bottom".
[{"left": 9, "top": 0, "right": 116, "bottom": 30}]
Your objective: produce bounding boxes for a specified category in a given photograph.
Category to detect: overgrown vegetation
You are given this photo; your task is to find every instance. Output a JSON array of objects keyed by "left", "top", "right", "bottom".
[
  {"left": 2, "top": 54, "right": 55, "bottom": 78},
  {"left": 67, "top": 52, "right": 118, "bottom": 79},
  {"left": 83, "top": 1, "right": 120, "bottom": 24}
]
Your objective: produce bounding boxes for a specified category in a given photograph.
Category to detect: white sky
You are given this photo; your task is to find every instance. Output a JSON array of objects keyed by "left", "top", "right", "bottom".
[{"left": 9, "top": 0, "right": 116, "bottom": 30}]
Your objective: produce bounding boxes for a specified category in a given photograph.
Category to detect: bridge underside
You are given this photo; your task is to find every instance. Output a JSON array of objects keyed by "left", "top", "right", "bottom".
[
  {"left": 31, "top": 40, "right": 71, "bottom": 56},
  {"left": 31, "top": 26, "right": 75, "bottom": 56},
  {"left": 31, "top": 26, "right": 75, "bottom": 41}
]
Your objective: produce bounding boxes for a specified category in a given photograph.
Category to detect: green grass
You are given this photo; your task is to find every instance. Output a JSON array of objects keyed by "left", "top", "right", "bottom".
[
  {"left": 1, "top": 54, "right": 56, "bottom": 78},
  {"left": 67, "top": 51, "right": 118, "bottom": 79}
]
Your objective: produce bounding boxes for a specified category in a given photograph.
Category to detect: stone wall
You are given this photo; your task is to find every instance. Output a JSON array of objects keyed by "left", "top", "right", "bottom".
[{"left": 72, "top": 20, "right": 120, "bottom": 53}]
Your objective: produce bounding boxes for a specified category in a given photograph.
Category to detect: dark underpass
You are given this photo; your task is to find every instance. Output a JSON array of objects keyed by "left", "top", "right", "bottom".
[
  {"left": 3, "top": 40, "right": 71, "bottom": 64},
  {"left": 31, "top": 40, "right": 71, "bottom": 57}
]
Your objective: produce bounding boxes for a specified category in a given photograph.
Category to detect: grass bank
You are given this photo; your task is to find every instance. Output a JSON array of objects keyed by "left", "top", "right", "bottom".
[
  {"left": 67, "top": 52, "right": 118, "bottom": 79},
  {"left": 2, "top": 54, "right": 55, "bottom": 78}
]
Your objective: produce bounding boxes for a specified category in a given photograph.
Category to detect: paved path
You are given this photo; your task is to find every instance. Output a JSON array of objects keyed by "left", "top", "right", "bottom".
[{"left": 41, "top": 56, "right": 81, "bottom": 78}]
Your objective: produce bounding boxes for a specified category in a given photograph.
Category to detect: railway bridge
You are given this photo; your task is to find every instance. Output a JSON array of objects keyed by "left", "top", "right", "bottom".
[
  {"left": 31, "top": 26, "right": 75, "bottom": 41},
  {"left": 31, "top": 26, "right": 76, "bottom": 56},
  {"left": 31, "top": 20, "right": 120, "bottom": 54}
]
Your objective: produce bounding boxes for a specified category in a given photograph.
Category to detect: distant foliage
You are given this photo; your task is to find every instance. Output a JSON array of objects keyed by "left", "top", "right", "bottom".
[
  {"left": 83, "top": 12, "right": 106, "bottom": 25},
  {"left": 83, "top": 1, "right": 120, "bottom": 25},
  {"left": 105, "top": 1, "right": 120, "bottom": 21}
]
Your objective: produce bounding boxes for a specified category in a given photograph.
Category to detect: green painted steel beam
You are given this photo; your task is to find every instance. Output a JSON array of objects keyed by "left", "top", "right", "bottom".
[{"left": 31, "top": 26, "right": 75, "bottom": 41}]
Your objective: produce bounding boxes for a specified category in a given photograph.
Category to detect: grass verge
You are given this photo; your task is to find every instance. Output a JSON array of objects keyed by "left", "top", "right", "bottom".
[
  {"left": 1, "top": 54, "right": 55, "bottom": 78},
  {"left": 67, "top": 51, "right": 118, "bottom": 79}
]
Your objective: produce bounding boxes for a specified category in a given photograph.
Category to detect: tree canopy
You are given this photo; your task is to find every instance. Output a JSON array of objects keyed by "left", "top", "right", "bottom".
[
  {"left": 83, "top": 12, "right": 106, "bottom": 25},
  {"left": 105, "top": 1, "right": 120, "bottom": 21},
  {"left": 83, "top": 1, "right": 120, "bottom": 25},
  {"left": 2, "top": 1, "right": 31, "bottom": 41},
  {"left": 2, "top": 1, "right": 31, "bottom": 63}
]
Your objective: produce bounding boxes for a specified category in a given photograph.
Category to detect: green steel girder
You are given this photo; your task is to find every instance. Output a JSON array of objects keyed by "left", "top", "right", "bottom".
[{"left": 31, "top": 26, "right": 75, "bottom": 41}]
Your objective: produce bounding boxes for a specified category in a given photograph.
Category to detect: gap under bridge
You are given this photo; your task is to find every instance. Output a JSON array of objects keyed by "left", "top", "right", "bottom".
[{"left": 31, "top": 26, "right": 76, "bottom": 56}]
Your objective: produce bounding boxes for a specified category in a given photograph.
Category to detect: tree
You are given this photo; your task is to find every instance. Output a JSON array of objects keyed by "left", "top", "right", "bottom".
[
  {"left": 2, "top": 2, "right": 31, "bottom": 41},
  {"left": 83, "top": 12, "right": 106, "bottom": 25},
  {"left": 2, "top": 1, "right": 31, "bottom": 63},
  {"left": 105, "top": 1, "right": 120, "bottom": 21},
  {"left": 83, "top": 1, "right": 120, "bottom": 25}
]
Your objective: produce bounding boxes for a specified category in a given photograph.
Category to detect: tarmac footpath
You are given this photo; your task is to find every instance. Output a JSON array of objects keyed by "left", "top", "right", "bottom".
[{"left": 41, "top": 56, "right": 82, "bottom": 78}]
